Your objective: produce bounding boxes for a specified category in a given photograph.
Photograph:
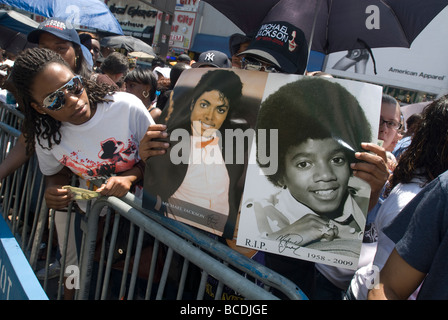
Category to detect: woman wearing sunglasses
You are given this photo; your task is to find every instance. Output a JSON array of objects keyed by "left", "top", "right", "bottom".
[
  {"left": 10, "top": 47, "right": 154, "bottom": 209},
  {"left": 0, "top": 18, "right": 93, "bottom": 182}
]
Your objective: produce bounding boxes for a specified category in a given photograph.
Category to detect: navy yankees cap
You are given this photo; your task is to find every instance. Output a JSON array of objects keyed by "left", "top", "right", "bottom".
[{"left": 192, "top": 50, "right": 231, "bottom": 68}]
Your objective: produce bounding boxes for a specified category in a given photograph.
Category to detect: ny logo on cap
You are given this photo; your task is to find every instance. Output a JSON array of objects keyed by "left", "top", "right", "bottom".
[{"left": 204, "top": 52, "right": 215, "bottom": 62}]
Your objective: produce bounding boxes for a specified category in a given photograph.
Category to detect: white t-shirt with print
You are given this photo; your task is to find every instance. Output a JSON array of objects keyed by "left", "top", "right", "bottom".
[{"left": 35, "top": 92, "right": 154, "bottom": 181}]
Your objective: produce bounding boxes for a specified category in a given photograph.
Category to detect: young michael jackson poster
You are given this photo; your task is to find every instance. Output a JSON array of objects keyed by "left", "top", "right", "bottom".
[{"left": 236, "top": 74, "right": 382, "bottom": 270}]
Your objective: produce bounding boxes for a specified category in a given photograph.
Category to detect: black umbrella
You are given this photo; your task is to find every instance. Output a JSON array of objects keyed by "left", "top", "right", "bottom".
[
  {"left": 0, "top": 9, "right": 39, "bottom": 34},
  {"left": 204, "top": 0, "right": 448, "bottom": 54},
  {"left": 0, "top": 25, "right": 37, "bottom": 55},
  {"left": 0, "top": 10, "right": 39, "bottom": 55},
  {"left": 100, "top": 35, "right": 156, "bottom": 57}
]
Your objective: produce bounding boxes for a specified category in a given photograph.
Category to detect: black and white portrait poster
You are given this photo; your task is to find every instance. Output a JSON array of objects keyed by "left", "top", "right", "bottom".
[
  {"left": 142, "top": 68, "right": 268, "bottom": 238},
  {"left": 237, "top": 74, "right": 382, "bottom": 270}
]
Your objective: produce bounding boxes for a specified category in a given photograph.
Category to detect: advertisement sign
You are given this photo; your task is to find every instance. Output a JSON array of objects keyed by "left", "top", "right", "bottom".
[
  {"left": 324, "top": 7, "right": 448, "bottom": 96},
  {"left": 153, "top": 0, "right": 198, "bottom": 51},
  {"left": 106, "top": 0, "right": 158, "bottom": 37},
  {"left": 175, "top": 0, "right": 200, "bottom": 12}
]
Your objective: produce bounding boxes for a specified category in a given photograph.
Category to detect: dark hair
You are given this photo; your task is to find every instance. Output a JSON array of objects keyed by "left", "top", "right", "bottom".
[
  {"left": 170, "top": 63, "right": 190, "bottom": 88},
  {"left": 124, "top": 67, "right": 158, "bottom": 101},
  {"left": 10, "top": 47, "right": 115, "bottom": 154},
  {"left": 78, "top": 32, "right": 97, "bottom": 50},
  {"left": 389, "top": 95, "right": 448, "bottom": 190},
  {"left": 151, "top": 57, "right": 165, "bottom": 70},
  {"left": 190, "top": 69, "right": 242, "bottom": 109},
  {"left": 100, "top": 52, "right": 129, "bottom": 75},
  {"left": 405, "top": 112, "right": 423, "bottom": 135},
  {"left": 177, "top": 54, "right": 191, "bottom": 63},
  {"left": 256, "top": 77, "right": 372, "bottom": 187},
  {"left": 166, "top": 69, "right": 243, "bottom": 132}
]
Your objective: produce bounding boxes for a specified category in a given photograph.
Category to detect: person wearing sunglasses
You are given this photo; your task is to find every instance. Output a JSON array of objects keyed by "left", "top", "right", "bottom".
[
  {"left": 7, "top": 47, "right": 163, "bottom": 300},
  {"left": 9, "top": 47, "right": 154, "bottom": 208},
  {"left": 241, "top": 56, "right": 280, "bottom": 73},
  {"left": 0, "top": 17, "right": 94, "bottom": 182},
  {"left": 237, "top": 21, "right": 309, "bottom": 74}
]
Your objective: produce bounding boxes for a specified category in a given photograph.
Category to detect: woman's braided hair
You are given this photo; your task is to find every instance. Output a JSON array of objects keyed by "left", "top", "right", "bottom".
[{"left": 10, "top": 47, "right": 115, "bottom": 154}]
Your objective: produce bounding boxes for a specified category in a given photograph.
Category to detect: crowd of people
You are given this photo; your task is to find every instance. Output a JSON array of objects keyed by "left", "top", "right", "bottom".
[{"left": 0, "top": 15, "right": 447, "bottom": 301}]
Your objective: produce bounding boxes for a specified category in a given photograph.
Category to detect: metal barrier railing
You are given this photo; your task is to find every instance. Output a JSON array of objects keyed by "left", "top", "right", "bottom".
[
  {"left": 78, "top": 195, "right": 307, "bottom": 300},
  {"left": 0, "top": 101, "right": 308, "bottom": 300},
  {"left": 121, "top": 193, "right": 307, "bottom": 299},
  {"left": 0, "top": 103, "right": 46, "bottom": 267}
]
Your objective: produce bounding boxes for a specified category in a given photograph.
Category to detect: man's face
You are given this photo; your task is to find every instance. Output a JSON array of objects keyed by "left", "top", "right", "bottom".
[
  {"left": 190, "top": 90, "right": 229, "bottom": 137},
  {"left": 378, "top": 102, "right": 401, "bottom": 150}
]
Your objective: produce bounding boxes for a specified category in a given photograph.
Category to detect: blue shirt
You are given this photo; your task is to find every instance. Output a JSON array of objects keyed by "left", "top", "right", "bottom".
[{"left": 384, "top": 169, "right": 448, "bottom": 299}]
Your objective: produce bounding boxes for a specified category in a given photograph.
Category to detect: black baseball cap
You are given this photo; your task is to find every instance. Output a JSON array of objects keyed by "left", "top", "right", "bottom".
[
  {"left": 192, "top": 50, "right": 231, "bottom": 68},
  {"left": 238, "top": 21, "right": 308, "bottom": 74},
  {"left": 28, "top": 17, "right": 82, "bottom": 46}
]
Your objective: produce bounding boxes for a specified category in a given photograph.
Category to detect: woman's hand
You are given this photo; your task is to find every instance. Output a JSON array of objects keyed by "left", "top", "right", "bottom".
[
  {"left": 139, "top": 124, "right": 170, "bottom": 162},
  {"left": 44, "top": 167, "right": 73, "bottom": 210},
  {"left": 45, "top": 185, "right": 73, "bottom": 210},
  {"left": 96, "top": 176, "right": 133, "bottom": 198}
]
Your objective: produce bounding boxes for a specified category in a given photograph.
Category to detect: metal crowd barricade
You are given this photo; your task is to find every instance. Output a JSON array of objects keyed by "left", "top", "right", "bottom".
[
  {"left": 78, "top": 194, "right": 308, "bottom": 300},
  {"left": 0, "top": 101, "right": 308, "bottom": 300},
  {"left": 0, "top": 102, "right": 46, "bottom": 259}
]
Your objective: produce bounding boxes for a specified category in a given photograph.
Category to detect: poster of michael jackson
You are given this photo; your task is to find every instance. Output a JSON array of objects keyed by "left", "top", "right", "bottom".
[
  {"left": 237, "top": 75, "right": 382, "bottom": 270},
  {"left": 142, "top": 68, "right": 268, "bottom": 238}
]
